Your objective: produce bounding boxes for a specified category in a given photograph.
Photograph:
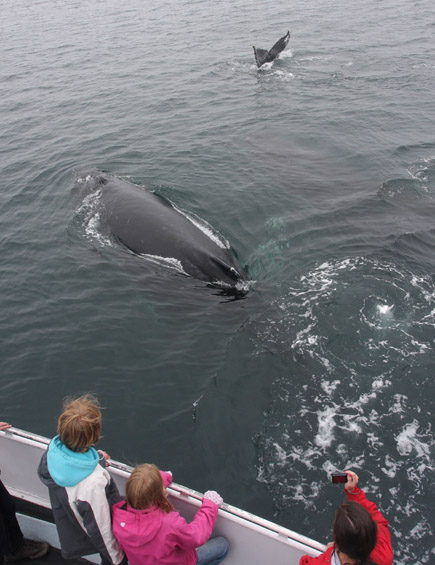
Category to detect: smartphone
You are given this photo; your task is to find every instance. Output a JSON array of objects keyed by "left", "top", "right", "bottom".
[{"left": 331, "top": 472, "right": 348, "bottom": 484}]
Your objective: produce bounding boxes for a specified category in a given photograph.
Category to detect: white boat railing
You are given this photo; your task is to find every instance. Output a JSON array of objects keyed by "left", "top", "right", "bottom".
[{"left": 0, "top": 427, "right": 325, "bottom": 564}]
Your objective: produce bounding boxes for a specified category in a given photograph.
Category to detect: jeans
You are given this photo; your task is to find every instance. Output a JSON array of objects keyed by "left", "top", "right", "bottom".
[{"left": 196, "top": 537, "right": 229, "bottom": 565}]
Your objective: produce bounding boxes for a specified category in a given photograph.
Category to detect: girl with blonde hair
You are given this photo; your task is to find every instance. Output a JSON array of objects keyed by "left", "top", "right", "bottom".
[{"left": 112, "top": 463, "right": 229, "bottom": 565}]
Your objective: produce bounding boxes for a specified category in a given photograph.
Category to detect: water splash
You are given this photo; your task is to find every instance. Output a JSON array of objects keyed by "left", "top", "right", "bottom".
[{"left": 255, "top": 256, "right": 435, "bottom": 564}]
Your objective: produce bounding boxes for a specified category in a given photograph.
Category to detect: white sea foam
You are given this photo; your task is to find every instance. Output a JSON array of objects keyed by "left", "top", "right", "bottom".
[
  {"left": 234, "top": 279, "right": 253, "bottom": 294},
  {"left": 390, "top": 394, "right": 408, "bottom": 413},
  {"left": 381, "top": 454, "right": 398, "bottom": 478},
  {"left": 321, "top": 380, "right": 340, "bottom": 395},
  {"left": 396, "top": 420, "right": 430, "bottom": 458},
  {"left": 255, "top": 254, "right": 435, "bottom": 565},
  {"left": 341, "top": 414, "right": 363, "bottom": 435},
  {"left": 279, "top": 49, "right": 294, "bottom": 60},
  {"left": 85, "top": 212, "right": 101, "bottom": 240},
  {"left": 408, "top": 521, "right": 428, "bottom": 541},
  {"left": 273, "top": 442, "right": 289, "bottom": 464},
  {"left": 259, "top": 62, "right": 273, "bottom": 71},
  {"left": 314, "top": 405, "right": 336, "bottom": 449},
  {"left": 272, "top": 70, "right": 295, "bottom": 81},
  {"left": 377, "top": 304, "right": 393, "bottom": 314},
  {"left": 77, "top": 190, "right": 113, "bottom": 247},
  {"left": 298, "top": 55, "right": 331, "bottom": 63}
]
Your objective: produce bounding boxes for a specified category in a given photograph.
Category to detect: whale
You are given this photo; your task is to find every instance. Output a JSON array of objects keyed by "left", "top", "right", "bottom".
[
  {"left": 77, "top": 170, "right": 247, "bottom": 289},
  {"left": 253, "top": 31, "right": 290, "bottom": 68}
]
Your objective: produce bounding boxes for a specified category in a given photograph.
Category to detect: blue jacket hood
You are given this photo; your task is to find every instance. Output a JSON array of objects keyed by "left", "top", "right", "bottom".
[{"left": 46, "top": 435, "right": 100, "bottom": 487}]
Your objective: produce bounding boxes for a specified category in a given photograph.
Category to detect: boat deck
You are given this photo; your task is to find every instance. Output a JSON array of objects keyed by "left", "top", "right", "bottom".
[{"left": 13, "top": 499, "right": 94, "bottom": 564}]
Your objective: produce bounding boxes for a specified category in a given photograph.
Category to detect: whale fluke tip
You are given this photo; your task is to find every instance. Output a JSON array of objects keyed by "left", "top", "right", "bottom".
[{"left": 254, "top": 30, "right": 290, "bottom": 68}]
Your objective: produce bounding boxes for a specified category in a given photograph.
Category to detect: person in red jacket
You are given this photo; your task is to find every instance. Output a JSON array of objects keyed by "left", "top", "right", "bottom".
[
  {"left": 300, "top": 471, "right": 393, "bottom": 565},
  {"left": 112, "top": 463, "right": 229, "bottom": 565}
]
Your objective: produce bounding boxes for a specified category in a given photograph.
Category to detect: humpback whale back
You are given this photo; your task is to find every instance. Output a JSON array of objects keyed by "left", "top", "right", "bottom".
[
  {"left": 253, "top": 31, "right": 290, "bottom": 68},
  {"left": 78, "top": 171, "right": 247, "bottom": 290}
]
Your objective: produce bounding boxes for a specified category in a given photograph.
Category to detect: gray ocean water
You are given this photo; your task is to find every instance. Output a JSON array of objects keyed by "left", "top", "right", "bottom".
[{"left": 1, "top": 0, "right": 434, "bottom": 562}]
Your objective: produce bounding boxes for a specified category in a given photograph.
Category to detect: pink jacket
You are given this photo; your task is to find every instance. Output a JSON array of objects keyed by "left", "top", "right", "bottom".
[
  {"left": 112, "top": 471, "right": 219, "bottom": 565},
  {"left": 300, "top": 488, "right": 393, "bottom": 565}
]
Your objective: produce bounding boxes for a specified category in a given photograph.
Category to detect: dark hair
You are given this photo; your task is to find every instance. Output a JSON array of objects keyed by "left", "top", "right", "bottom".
[{"left": 333, "top": 500, "right": 377, "bottom": 562}]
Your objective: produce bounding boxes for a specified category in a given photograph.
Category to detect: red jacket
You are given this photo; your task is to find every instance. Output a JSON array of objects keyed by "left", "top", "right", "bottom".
[{"left": 300, "top": 488, "right": 393, "bottom": 565}]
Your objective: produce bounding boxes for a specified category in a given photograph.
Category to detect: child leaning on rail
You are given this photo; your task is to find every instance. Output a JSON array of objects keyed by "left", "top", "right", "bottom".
[
  {"left": 300, "top": 471, "right": 393, "bottom": 565},
  {"left": 112, "top": 463, "right": 229, "bottom": 565},
  {"left": 37, "top": 395, "right": 127, "bottom": 565}
]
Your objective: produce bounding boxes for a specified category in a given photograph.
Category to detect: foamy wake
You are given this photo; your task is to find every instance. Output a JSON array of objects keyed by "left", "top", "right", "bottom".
[
  {"left": 255, "top": 256, "right": 435, "bottom": 563},
  {"left": 76, "top": 190, "right": 113, "bottom": 248}
]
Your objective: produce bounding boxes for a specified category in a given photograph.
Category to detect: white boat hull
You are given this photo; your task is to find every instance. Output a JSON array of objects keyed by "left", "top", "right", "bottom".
[{"left": 0, "top": 428, "right": 324, "bottom": 564}]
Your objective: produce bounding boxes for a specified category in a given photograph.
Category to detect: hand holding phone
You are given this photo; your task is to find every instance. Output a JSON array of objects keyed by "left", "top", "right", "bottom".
[{"left": 344, "top": 470, "right": 359, "bottom": 493}]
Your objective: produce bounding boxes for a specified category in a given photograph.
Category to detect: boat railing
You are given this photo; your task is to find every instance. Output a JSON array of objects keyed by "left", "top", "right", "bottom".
[
  {"left": 107, "top": 458, "right": 326, "bottom": 553},
  {"left": 1, "top": 426, "right": 325, "bottom": 561}
]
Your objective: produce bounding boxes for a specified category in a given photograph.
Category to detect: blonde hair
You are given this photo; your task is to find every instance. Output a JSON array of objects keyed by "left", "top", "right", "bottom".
[
  {"left": 57, "top": 394, "right": 101, "bottom": 452},
  {"left": 126, "top": 464, "right": 174, "bottom": 513}
]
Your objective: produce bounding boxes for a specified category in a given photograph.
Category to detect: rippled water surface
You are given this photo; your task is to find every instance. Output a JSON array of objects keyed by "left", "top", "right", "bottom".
[{"left": 1, "top": 0, "right": 435, "bottom": 562}]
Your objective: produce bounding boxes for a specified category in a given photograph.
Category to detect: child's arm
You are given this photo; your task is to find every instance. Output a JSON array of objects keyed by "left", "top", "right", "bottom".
[
  {"left": 170, "top": 491, "right": 222, "bottom": 550},
  {"left": 169, "top": 500, "right": 218, "bottom": 549},
  {"left": 160, "top": 469, "right": 173, "bottom": 488}
]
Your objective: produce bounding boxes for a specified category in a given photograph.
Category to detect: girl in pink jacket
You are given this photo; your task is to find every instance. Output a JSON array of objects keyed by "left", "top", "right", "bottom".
[{"left": 112, "top": 464, "right": 229, "bottom": 565}]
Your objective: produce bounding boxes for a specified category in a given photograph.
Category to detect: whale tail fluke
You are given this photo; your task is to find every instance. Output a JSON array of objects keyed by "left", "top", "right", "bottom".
[
  {"left": 253, "top": 30, "right": 290, "bottom": 68},
  {"left": 269, "top": 30, "right": 290, "bottom": 60},
  {"left": 253, "top": 47, "right": 270, "bottom": 68}
]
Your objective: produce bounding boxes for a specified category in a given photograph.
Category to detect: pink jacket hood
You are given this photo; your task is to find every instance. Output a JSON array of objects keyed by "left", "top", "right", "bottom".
[{"left": 113, "top": 504, "right": 164, "bottom": 547}]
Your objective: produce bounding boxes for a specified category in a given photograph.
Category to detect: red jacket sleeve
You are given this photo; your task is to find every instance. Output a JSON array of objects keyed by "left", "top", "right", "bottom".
[
  {"left": 299, "top": 546, "right": 332, "bottom": 564},
  {"left": 167, "top": 499, "right": 218, "bottom": 550},
  {"left": 346, "top": 488, "right": 393, "bottom": 565}
]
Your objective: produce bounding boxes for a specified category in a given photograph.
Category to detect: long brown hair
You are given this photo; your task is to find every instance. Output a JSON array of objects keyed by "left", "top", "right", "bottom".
[
  {"left": 126, "top": 464, "right": 174, "bottom": 513},
  {"left": 57, "top": 394, "right": 101, "bottom": 452},
  {"left": 333, "top": 500, "right": 377, "bottom": 563}
]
